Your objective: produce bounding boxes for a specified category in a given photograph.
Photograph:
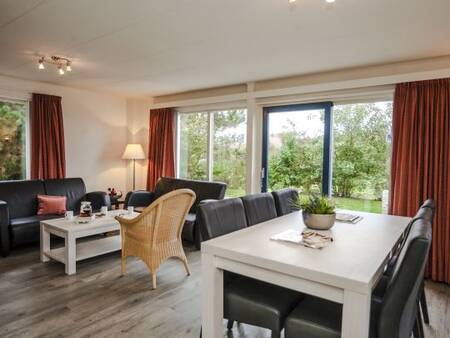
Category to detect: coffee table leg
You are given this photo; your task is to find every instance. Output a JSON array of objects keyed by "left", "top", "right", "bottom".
[
  {"left": 40, "top": 224, "right": 50, "bottom": 262},
  {"left": 65, "top": 234, "right": 76, "bottom": 275}
]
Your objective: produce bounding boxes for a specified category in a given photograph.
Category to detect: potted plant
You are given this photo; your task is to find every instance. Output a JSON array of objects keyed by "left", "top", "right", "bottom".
[{"left": 293, "top": 194, "right": 336, "bottom": 230}]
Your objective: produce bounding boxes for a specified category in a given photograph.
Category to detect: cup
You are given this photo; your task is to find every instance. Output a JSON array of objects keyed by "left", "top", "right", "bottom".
[
  {"left": 65, "top": 210, "right": 74, "bottom": 221},
  {"left": 100, "top": 206, "right": 108, "bottom": 216},
  {"left": 128, "top": 206, "right": 134, "bottom": 214}
]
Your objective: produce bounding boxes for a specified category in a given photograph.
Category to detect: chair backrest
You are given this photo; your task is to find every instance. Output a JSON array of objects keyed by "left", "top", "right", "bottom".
[
  {"left": 154, "top": 177, "right": 227, "bottom": 213},
  {"left": 0, "top": 179, "right": 46, "bottom": 219},
  {"left": 377, "top": 218, "right": 432, "bottom": 338},
  {"left": 124, "top": 189, "right": 196, "bottom": 245},
  {"left": 271, "top": 188, "right": 299, "bottom": 216},
  {"left": 421, "top": 198, "right": 435, "bottom": 211},
  {"left": 43, "top": 178, "right": 86, "bottom": 211},
  {"left": 124, "top": 190, "right": 155, "bottom": 208},
  {"left": 241, "top": 192, "right": 278, "bottom": 226},
  {"left": 197, "top": 198, "right": 248, "bottom": 241}
]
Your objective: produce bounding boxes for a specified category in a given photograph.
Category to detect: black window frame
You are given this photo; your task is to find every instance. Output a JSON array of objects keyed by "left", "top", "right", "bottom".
[{"left": 261, "top": 101, "right": 333, "bottom": 195}]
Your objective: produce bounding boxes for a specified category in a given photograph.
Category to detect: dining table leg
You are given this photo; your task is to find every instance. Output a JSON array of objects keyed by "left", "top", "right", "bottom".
[
  {"left": 202, "top": 252, "right": 223, "bottom": 338},
  {"left": 341, "top": 289, "right": 371, "bottom": 338}
]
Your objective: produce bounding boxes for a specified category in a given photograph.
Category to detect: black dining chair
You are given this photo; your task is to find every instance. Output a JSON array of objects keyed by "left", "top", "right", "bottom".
[
  {"left": 271, "top": 188, "right": 299, "bottom": 216},
  {"left": 197, "top": 198, "right": 303, "bottom": 338},
  {"left": 382, "top": 200, "right": 435, "bottom": 329},
  {"left": 283, "top": 218, "right": 432, "bottom": 338},
  {"left": 241, "top": 192, "right": 278, "bottom": 226}
]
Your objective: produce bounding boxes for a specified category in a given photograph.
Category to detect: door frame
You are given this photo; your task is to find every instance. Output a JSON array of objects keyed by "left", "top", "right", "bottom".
[{"left": 261, "top": 101, "right": 333, "bottom": 194}]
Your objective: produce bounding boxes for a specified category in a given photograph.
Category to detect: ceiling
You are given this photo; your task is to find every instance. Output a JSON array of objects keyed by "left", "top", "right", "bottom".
[{"left": 0, "top": 0, "right": 449, "bottom": 97}]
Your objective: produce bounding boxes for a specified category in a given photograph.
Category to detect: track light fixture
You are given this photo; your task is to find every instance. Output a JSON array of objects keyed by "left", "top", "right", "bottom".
[{"left": 37, "top": 55, "right": 73, "bottom": 75}]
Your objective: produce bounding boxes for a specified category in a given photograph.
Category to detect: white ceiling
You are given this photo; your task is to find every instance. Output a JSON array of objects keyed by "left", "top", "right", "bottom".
[{"left": 0, "top": 0, "right": 450, "bottom": 97}]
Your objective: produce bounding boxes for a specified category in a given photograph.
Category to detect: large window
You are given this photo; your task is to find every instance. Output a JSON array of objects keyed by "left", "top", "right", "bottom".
[
  {"left": 177, "top": 109, "right": 247, "bottom": 197},
  {"left": 0, "top": 99, "right": 28, "bottom": 180},
  {"left": 332, "top": 102, "right": 392, "bottom": 213},
  {"left": 263, "top": 101, "right": 392, "bottom": 214}
]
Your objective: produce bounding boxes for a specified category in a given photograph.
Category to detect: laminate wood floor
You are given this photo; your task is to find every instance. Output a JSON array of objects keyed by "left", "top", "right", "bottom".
[{"left": 0, "top": 244, "right": 449, "bottom": 338}]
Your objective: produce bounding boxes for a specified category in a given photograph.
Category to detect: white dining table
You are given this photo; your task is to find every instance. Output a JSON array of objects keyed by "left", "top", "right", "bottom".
[{"left": 201, "top": 210, "right": 411, "bottom": 338}]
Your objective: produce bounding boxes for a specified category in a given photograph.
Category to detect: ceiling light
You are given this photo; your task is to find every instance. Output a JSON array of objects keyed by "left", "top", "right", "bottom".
[
  {"left": 325, "top": 0, "right": 336, "bottom": 3},
  {"left": 38, "top": 58, "right": 45, "bottom": 70},
  {"left": 58, "top": 65, "right": 65, "bottom": 75},
  {"left": 37, "top": 55, "right": 73, "bottom": 75},
  {"left": 288, "top": 0, "right": 296, "bottom": 3}
]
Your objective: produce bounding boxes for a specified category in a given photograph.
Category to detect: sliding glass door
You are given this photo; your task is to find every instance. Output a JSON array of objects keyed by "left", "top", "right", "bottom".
[
  {"left": 262, "top": 101, "right": 392, "bottom": 214},
  {"left": 262, "top": 102, "right": 332, "bottom": 194}
]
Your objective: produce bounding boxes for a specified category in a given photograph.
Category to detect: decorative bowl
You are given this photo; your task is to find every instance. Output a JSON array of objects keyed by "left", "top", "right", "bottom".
[{"left": 302, "top": 212, "right": 336, "bottom": 230}]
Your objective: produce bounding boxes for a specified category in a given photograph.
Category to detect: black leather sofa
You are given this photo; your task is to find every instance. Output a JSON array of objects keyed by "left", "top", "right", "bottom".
[
  {"left": 0, "top": 178, "right": 110, "bottom": 257},
  {"left": 124, "top": 177, "right": 227, "bottom": 248}
]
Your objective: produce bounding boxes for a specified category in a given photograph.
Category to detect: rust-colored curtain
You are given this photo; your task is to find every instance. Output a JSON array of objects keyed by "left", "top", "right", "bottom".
[
  {"left": 146, "top": 108, "right": 175, "bottom": 190},
  {"left": 389, "top": 78, "right": 450, "bottom": 283},
  {"left": 30, "top": 93, "right": 66, "bottom": 179}
]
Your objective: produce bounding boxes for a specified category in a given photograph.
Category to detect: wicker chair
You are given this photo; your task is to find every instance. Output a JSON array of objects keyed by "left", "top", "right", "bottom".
[{"left": 115, "top": 189, "right": 196, "bottom": 289}]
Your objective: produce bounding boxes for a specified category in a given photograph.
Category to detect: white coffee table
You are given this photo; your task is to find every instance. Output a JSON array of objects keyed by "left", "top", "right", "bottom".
[{"left": 40, "top": 210, "right": 138, "bottom": 275}]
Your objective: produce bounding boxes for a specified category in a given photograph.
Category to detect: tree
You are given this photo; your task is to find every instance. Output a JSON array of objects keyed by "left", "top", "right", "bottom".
[
  {"left": 179, "top": 110, "right": 247, "bottom": 196},
  {"left": 0, "top": 101, "right": 26, "bottom": 180},
  {"left": 332, "top": 103, "right": 391, "bottom": 199},
  {"left": 268, "top": 103, "right": 392, "bottom": 200}
]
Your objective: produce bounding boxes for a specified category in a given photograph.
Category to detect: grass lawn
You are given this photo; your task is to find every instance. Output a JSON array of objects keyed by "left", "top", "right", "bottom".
[
  {"left": 226, "top": 187, "right": 246, "bottom": 198},
  {"left": 225, "top": 188, "right": 382, "bottom": 214},
  {"left": 334, "top": 197, "right": 382, "bottom": 213}
]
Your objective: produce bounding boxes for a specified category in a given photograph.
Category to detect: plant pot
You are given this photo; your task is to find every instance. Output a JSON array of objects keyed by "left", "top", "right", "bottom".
[{"left": 302, "top": 212, "right": 336, "bottom": 230}]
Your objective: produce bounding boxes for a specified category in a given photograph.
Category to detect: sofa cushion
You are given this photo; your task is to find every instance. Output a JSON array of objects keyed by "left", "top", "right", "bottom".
[
  {"left": 10, "top": 214, "right": 62, "bottom": 245},
  {"left": 154, "top": 177, "right": 227, "bottom": 213},
  {"left": 37, "top": 195, "right": 67, "bottom": 215},
  {"left": 44, "top": 178, "right": 86, "bottom": 212},
  {"left": 0, "top": 180, "right": 46, "bottom": 219}
]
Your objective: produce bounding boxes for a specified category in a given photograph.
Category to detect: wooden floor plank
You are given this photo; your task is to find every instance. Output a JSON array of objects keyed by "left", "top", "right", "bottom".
[{"left": 1, "top": 244, "right": 449, "bottom": 337}]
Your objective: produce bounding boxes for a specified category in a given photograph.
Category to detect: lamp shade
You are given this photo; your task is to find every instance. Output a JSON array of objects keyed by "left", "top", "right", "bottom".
[{"left": 122, "top": 144, "right": 145, "bottom": 160}]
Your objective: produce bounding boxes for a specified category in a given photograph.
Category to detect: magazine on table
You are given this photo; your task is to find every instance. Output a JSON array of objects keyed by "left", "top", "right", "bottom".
[{"left": 335, "top": 212, "right": 363, "bottom": 224}]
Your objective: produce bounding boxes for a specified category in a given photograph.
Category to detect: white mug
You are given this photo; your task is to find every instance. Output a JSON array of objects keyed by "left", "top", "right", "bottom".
[
  {"left": 65, "top": 210, "right": 74, "bottom": 220},
  {"left": 127, "top": 206, "right": 134, "bottom": 214},
  {"left": 100, "top": 206, "right": 108, "bottom": 216}
]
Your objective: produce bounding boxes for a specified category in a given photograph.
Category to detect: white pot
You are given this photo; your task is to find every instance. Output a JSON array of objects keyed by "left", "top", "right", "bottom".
[{"left": 302, "top": 212, "right": 336, "bottom": 230}]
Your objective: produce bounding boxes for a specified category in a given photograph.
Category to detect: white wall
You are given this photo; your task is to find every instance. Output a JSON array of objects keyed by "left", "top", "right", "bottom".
[
  {"left": 126, "top": 98, "right": 152, "bottom": 190},
  {"left": 0, "top": 75, "right": 128, "bottom": 194}
]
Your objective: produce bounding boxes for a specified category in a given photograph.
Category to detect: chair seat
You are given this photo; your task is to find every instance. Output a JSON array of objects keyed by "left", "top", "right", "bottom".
[
  {"left": 285, "top": 295, "right": 381, "bottom": 338},
  {"left": 225, "top": 277, "right": 303, "bottom": 333}
]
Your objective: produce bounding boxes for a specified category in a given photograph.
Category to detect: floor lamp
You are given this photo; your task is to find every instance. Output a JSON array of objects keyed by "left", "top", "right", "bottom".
[{"left": 122, "top": 144, "right": 146, "bottom": 191}]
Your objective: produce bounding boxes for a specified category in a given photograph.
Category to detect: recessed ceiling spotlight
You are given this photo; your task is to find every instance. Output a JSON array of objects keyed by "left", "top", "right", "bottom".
[
  {"left": 325, "top": 0, "right": 336, "bottom": 3},
  {"left": 58, "top": 65, "right": 65, "bottom": 75}
]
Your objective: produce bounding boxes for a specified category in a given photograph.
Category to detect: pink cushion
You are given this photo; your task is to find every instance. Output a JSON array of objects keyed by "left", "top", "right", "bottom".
[{"left": 37, "top": 195, "right": 67, "bottom": 215}]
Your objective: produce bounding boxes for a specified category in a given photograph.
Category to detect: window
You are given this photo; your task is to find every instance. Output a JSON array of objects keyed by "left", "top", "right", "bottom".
[
  {"left": 0, "top": 99, "right": 28, "bottom": 180},
  {"left": 332, "top": 102, "right": 392, "bottom": 213},
  {"left": 263, "top": 101, "right": 392, "bottom": 214},
  {"left": 177, "top": 109, "right": 247, "bottom": 197},
  {"left": 264, "top": 103, "right": 331, "bottom": 194}
]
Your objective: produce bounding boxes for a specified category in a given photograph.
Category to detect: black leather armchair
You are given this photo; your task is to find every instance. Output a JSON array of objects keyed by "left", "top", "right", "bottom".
[
  {"left": 125, "top": 177, "right": 227, "bottom": 249},
  {"left": 0, "top": 178, "right": 110, "bottom": 256},
  {"left": 124, "top": 190, "right": 156, "bottom": 209}
]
